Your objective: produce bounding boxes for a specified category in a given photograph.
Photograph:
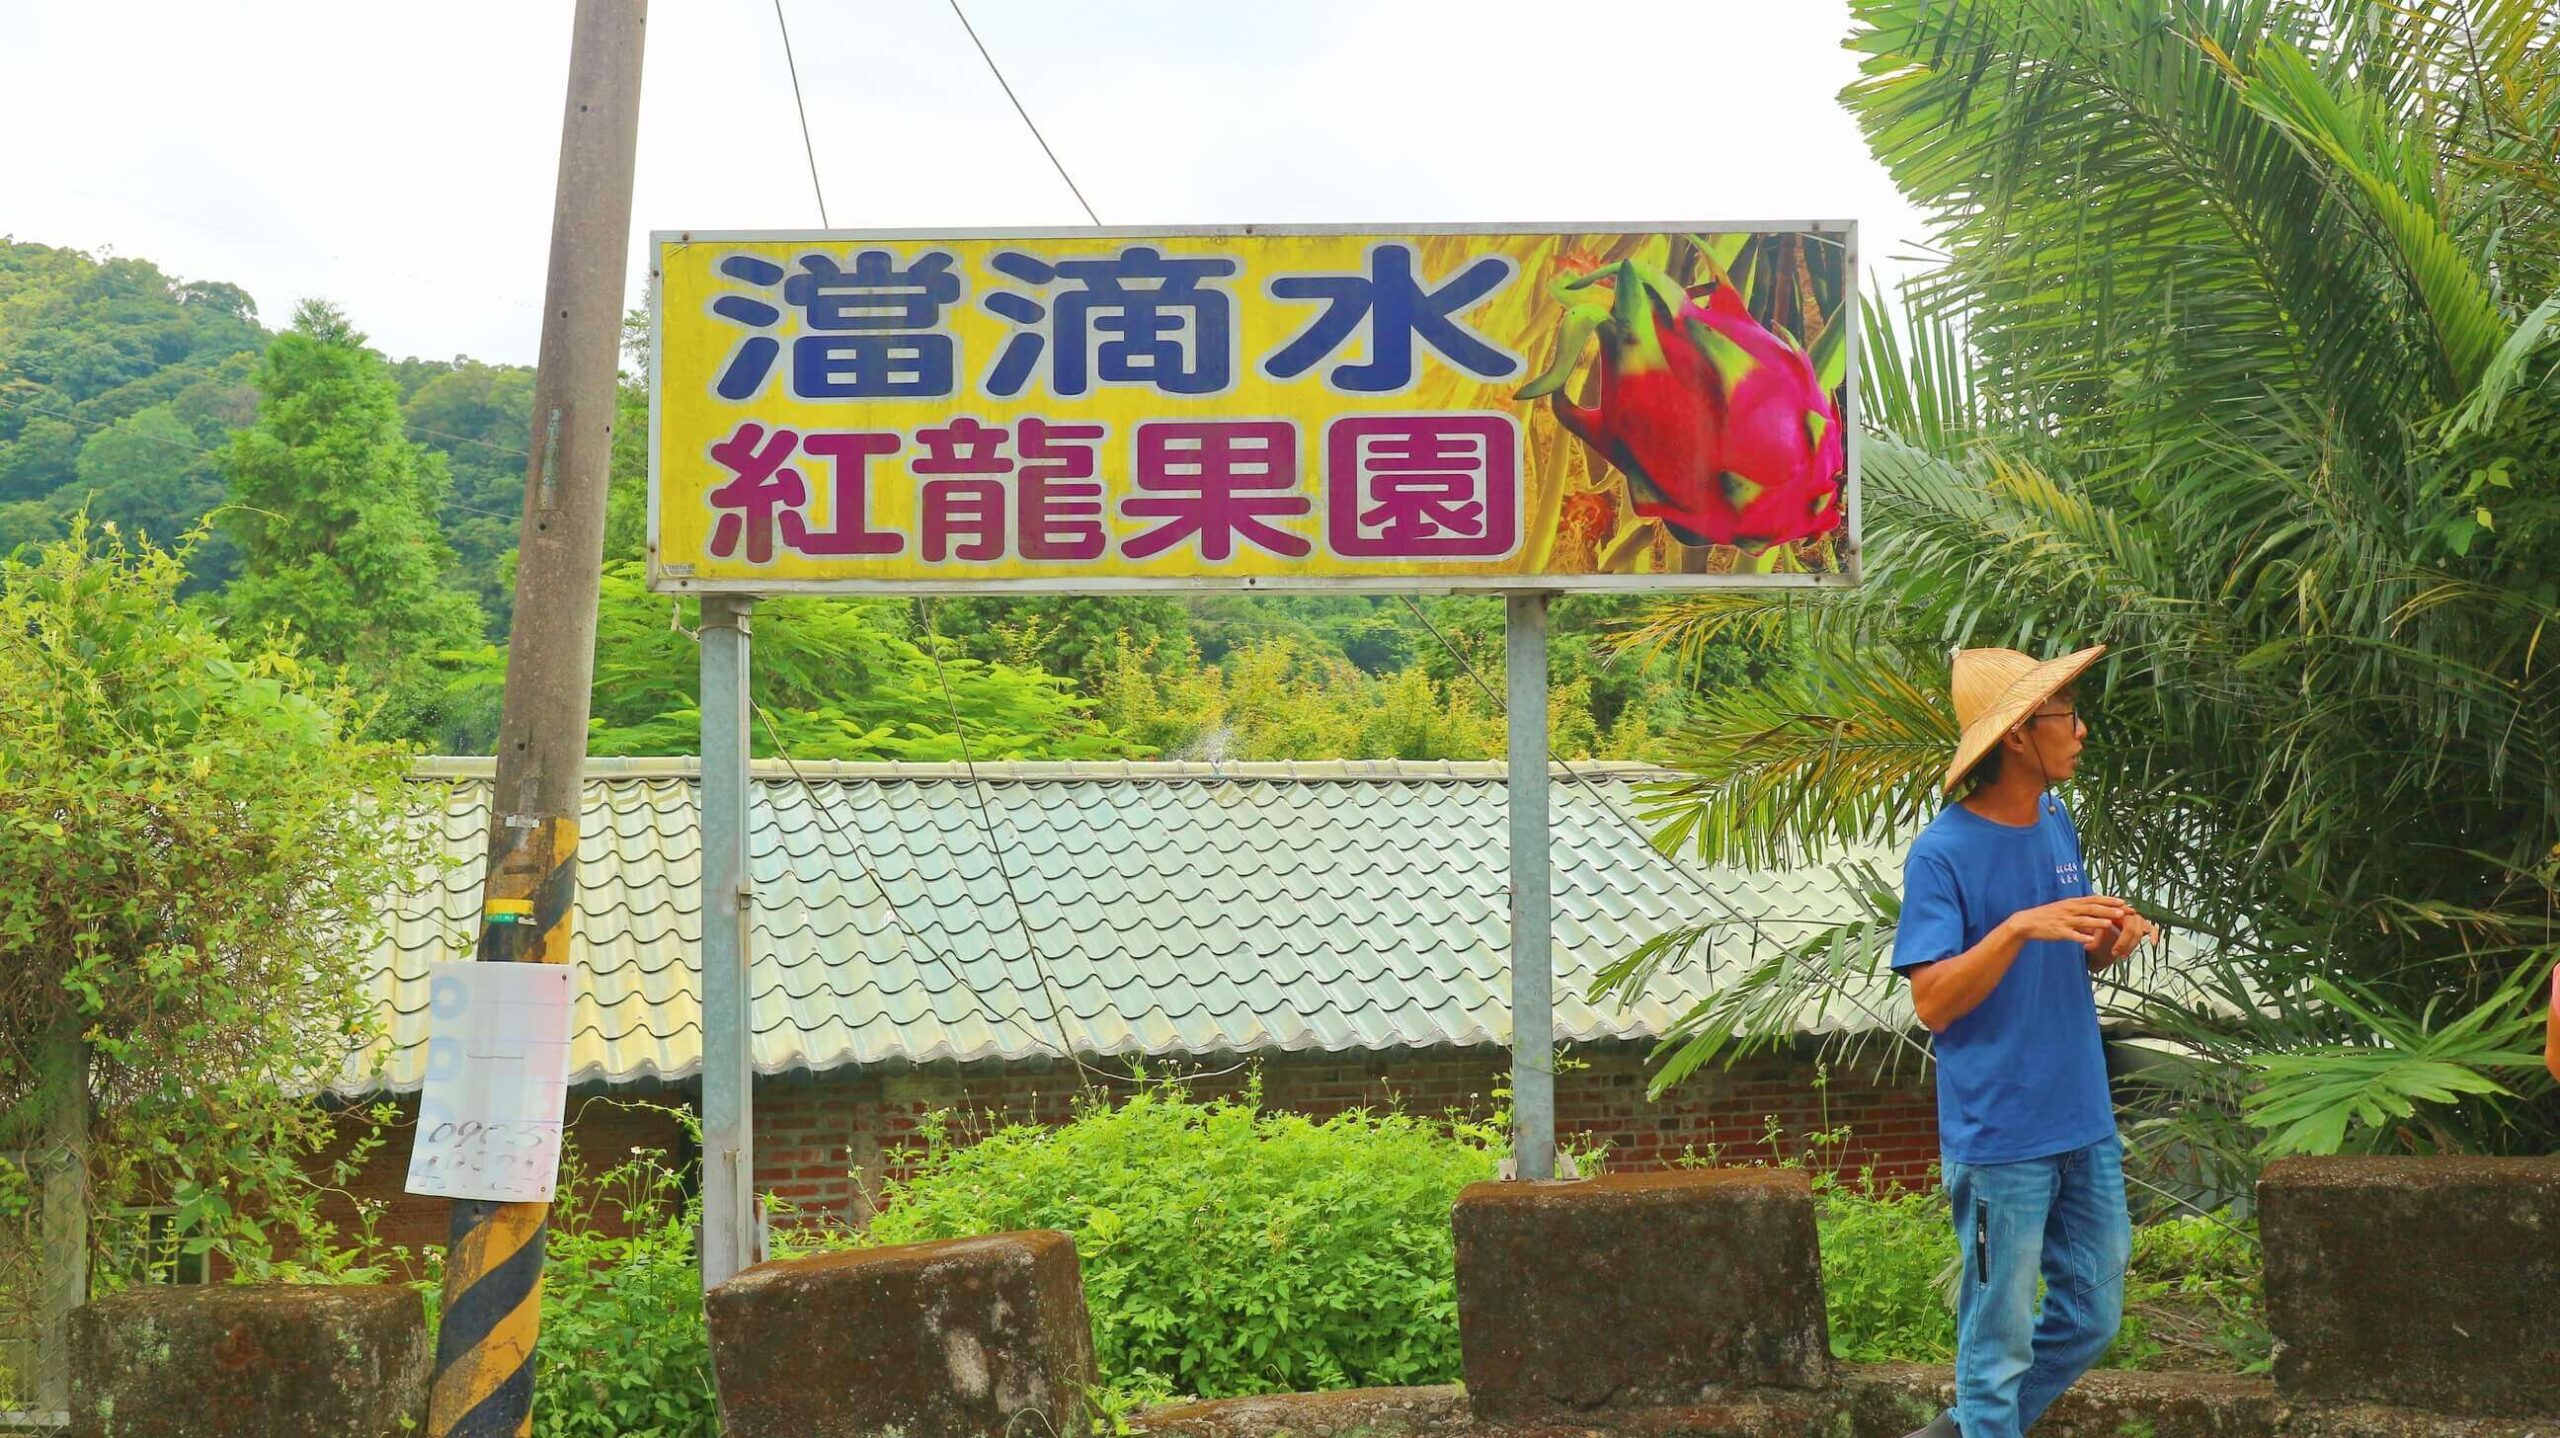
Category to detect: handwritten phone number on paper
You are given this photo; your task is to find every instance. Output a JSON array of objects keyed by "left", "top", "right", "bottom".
[{"left": 410, "top": 1119, "right": 563, "bottom": 1187}]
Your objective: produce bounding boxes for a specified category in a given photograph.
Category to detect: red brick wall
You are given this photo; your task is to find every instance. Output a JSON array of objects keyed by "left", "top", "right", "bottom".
[
  {"left": 750, "top": 1044, "right": 1937, "bottom": 1228},
  {"left": 335, "top": 1044, "right": 1938, "bottom": 1246}
]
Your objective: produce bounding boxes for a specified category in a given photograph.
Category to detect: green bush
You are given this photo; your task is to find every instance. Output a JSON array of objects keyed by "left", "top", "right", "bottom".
[
  {"left": 1811, "top": 1174, "right": 2267, "bottom": 1374},
  {"left": 843, "top": 1081, "right": 1503, "bottom": 1403},
  {"left": 1815, "top": 1178, "right": 1959, "bottom": 1364},
  {"left": 410, "top": 1113, "right": 721, "bottom": 1438},
  {"left": 2116, "top": 1213, "right": 2271, "bottom": 1374},
  {"left": 528, "top": 1151, "right": 721, "bottom": 1437}
]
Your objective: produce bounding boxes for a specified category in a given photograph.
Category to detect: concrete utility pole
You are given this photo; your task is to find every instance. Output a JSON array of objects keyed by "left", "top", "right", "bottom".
[{"left": 426, "top": 5, "right": 644, "bottom": 1436}]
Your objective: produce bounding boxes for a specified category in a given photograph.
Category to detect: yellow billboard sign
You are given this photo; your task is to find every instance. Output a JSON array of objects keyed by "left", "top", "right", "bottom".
[{"left": 648, "top": 225, "right": 1858, "bottom": 594}]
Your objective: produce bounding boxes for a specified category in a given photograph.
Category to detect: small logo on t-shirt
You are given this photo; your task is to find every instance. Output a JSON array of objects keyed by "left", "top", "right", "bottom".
[{"left": 2056, "top": 861, "right": 2084, "bottom": 889}]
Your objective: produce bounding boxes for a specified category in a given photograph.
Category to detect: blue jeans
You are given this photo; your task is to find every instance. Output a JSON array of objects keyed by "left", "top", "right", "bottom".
[{"left": 1940, "top": 1134, "right": 2131, "bottom": 1438}]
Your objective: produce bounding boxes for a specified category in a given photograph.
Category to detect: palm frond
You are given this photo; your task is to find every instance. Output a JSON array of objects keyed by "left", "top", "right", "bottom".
[{"left": 1608, "top": 0, "right": 2560, "bottom": 1162}]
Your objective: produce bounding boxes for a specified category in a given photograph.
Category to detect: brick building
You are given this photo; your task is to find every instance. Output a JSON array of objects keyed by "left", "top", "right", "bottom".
[{"left": 330, "top": 758, "right": 1942, "bottom": 1253}]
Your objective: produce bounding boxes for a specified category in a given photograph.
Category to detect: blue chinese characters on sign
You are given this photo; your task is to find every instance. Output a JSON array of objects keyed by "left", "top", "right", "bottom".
[
  {"left": 982, "top": 245, "right": 1239, "bottom": 398},
  {"left": 1262, "top": 243, "right": 1521, "bottom": 393},
  {"left": 710, "top": 249, "right": 964, "bottom": 400}
]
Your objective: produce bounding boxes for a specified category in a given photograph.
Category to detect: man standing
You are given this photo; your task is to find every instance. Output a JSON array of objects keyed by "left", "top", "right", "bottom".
[{"left": 1894, "top": 645, "right": 2155, "bottom": 1438}]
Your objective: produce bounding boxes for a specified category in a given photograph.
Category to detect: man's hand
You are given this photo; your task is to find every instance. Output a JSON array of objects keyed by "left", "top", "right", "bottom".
[
  {"left": 1911, "top": 896, "right": 2142, "bottom": 1033},
  {"left": 2090, "top": 911, "right": 2157, "bottom": 970},
  {"left": 2000, "top": 897, "right": 2133, "bottom": 947}
]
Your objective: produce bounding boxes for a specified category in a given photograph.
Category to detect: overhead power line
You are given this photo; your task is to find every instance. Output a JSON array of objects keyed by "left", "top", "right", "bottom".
[
  {"left": 771, "top": 0, "right": 832, "bottom": 227},
  {"left": 750, "top": 691, "right": 1246, "bottom": 1089},
  {"left": 946, "top": 0, "right": 1103, "bottom": 226}
]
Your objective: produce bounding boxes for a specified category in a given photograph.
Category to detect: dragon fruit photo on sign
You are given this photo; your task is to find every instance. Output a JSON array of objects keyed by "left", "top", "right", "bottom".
[{"left": 1515, "top": 232, "right": 1854, "bottom": 577}]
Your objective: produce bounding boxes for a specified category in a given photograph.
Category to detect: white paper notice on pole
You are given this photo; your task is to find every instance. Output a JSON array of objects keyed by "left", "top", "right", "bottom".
[{"left": 403, "top": 961, "right": 574, "bottom": 1203}]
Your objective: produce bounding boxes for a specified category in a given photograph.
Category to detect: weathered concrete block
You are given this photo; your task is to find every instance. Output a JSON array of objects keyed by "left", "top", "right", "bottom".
[
  {"left": 68, "top": 1284, "right": 427, "bottom": 1438},
  {"left": 1451, "top": 1169, "right": 1829, "bottom": 1417},
  {"left": 2260, "top": 1155, "right": 2560, "bottom": 1420},
  {"left": 705, "top": 1229, "right": 1096, "bottom": 1438}
]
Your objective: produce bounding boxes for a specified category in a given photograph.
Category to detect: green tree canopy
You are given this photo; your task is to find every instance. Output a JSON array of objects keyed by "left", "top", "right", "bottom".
[
  {"left": 399, "top": 358, "right": 535, "bottom": 628},
  {"left": 442, "top": 563, "right": 1138, "bottom": 761},
  {"left": 0, "top": 521, "right": 423, "bottom": 1274},
  {"left": 0, "top": 243, "right": 265, "bottom": 581},
  {"left": 220, "top": 300, "right": 487, "bottom": 744}
]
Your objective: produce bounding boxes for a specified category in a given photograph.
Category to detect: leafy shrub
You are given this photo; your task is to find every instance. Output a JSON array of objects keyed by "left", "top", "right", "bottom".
[
  {"left": 411, "top": 1111, "right": 721, "bottom": 1438},
  {"left": 843, "top": 1081, "right": 1503, "bottom": 1402},
  {"left": 1813, "top": 1177, "right": 2266, "bottom": 1373},
  {"left": 2116, "top": 1213, "right": 2271, "bottom": 1374},
  {"left": 1814, "top": 1178, "right": 1959, "bottom": 1363},
  {"left": 0, "top": 522, "right": 424, "bottom": 1276},
  {"left": 530, "top": 1151, "right": 721, "bottom": 1437}
]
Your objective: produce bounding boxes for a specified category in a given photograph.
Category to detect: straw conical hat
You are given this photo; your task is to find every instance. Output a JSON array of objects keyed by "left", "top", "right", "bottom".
[{"left": 1942, "top": 644, "right": 2107, "bottom": 794}]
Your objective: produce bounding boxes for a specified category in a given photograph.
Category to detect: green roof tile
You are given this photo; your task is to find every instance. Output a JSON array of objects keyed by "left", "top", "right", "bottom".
[{"left": 344, "top": 759, "right": 1926, "bottom": 1094}]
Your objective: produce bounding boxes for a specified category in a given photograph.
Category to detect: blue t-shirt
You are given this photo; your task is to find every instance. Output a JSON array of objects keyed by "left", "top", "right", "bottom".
[{"left": 1891, "top": 797, "right": 2115, "bottom": 1164}]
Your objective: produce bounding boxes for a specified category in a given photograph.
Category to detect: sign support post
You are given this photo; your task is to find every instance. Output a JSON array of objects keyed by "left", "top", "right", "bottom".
[
  {"left": 699, "top": 595, "right": 759, "bottom": 1289},
  {"left": 1505, "top": 593, "right": 1557, "bottom": 1180}
]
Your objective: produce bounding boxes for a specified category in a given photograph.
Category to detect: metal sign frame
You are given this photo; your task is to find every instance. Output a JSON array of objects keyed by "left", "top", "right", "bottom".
[{"left": 645, "top": 221, "right": 1862, "bottom": 597}]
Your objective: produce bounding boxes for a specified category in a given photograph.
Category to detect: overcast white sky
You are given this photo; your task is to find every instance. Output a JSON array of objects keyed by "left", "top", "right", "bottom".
[{"left": 1, "top": 0, "right": 1936, "bottom": 368}]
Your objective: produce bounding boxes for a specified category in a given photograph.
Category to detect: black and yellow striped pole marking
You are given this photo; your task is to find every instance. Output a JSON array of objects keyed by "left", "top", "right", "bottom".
[{"left": 429, "top": 814, "right": 581, "bottom": 1438}]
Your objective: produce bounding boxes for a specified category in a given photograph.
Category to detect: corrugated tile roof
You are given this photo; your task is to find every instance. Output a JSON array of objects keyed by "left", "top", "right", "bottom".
[{"left": 344, "top": 759, "right": 1917, "bottom": 1094}]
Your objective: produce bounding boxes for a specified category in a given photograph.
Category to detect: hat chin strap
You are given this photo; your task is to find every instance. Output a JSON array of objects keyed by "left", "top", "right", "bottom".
[{"left": 2025, "top": 724, "right": 2057, "bottom": 795}]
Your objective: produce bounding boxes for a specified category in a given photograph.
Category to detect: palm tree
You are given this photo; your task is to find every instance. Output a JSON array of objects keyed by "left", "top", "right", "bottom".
[{"left": 1603, "top": 0, "right": 2560, "bottom": 1176}]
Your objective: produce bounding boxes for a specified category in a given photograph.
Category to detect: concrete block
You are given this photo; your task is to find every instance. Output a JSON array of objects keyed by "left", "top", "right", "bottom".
[
  {"left": 2259, "top": 1155, "right": 2560, "bottom": 1420},
  {"left": 706, "top": 1229, "right": 1095, "bottom": 1438},
  {"left": 68, "top": 1284, "right": 427, "bottom": 1438},
  {"left": 1451, "top": 1169, "right": 1829, "bottom": 1418}
]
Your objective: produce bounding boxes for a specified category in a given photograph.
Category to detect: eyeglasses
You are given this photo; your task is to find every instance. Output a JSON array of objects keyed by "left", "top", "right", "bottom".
[{"left": 2028, "top": 706, "right": 2084, "bottom": 731}]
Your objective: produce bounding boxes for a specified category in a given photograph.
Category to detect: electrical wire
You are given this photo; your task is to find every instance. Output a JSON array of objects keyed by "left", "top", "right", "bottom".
[
  {"left": 749, "top": 700, "right": 1070, "bottom": 1063},
  {"left": 912, "top": 596, "right": 1252, "bottom": 1086},
  {"left": 946, "top": 0, "right": 1102, "bottom": 226},
  {"left": 771, "top": 0, "right": 832, "bottom": 228},
  {"left": 914, "top": 598, "right": 1099, "bottom": 1086},
  {"left": 750, "top": 694, "right": 1247, "bottom": 1089}
]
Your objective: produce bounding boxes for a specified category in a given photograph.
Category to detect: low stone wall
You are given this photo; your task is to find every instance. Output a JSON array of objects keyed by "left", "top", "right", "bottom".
[
  {"left": 77, "top": 1153, "right": 2550, "bottom": 1437},
  {"left": 1141, "top": 1367, "right": 2557, "bottom": 1438},
  {"left": 1451, "top": 1170, "right": 1830, "bottom": 1416},
  {"left": 2259, "top": 1155, "right": 2560, "bottom": 1421},
  {"left": 1137, "top": 1155, "right": 2560, "bottom": 1438}
]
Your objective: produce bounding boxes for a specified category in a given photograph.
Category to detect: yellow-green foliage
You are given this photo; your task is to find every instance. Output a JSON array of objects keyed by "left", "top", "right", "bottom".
[
  {"left": 0, "top": 520, "right": 421, "bottom": 1277},
  {"left": 854, "top": 1083, "right": 1505, "bottom": 1401}
]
